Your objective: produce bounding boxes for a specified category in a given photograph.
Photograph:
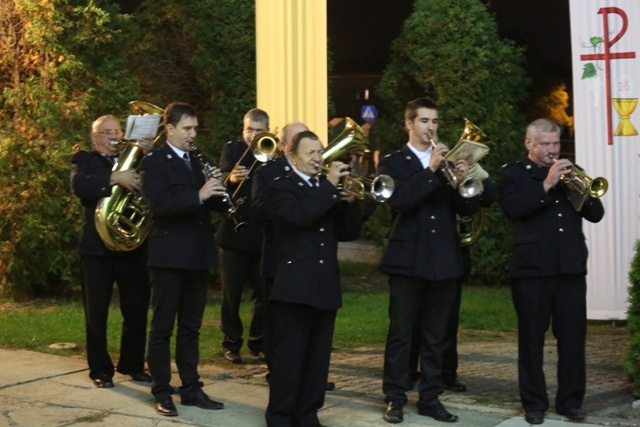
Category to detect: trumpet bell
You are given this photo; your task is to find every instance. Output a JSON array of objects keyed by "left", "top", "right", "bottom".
[
  {"left": 588, "top": 176, "right": 609, "bottom": 198},
  {"left": 370, "top": 174, "right": 395, "bottom": 202},
  {"left": 341, "top": 173, "right": 395, "bottom": 202},
  {"left": 458, "top": 176, "right": 484, "bottom": 199}
]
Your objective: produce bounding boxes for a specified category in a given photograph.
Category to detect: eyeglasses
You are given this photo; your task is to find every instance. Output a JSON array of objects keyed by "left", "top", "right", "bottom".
[{"left": 96, "top": 129, "right": 123, "bottom": 136}]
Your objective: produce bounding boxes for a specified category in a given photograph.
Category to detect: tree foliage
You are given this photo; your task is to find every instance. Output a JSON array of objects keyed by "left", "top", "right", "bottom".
[
  {"left": 0, "top": 0, "right": 258, "bottom": 298},
  {"left": 373, "top": 0, "right": 531, "bottom": 286},
  {"left": 0, "top": 0, "right": 138, "bottom": 298},
  {"left": 126, "top": 0, "right": 257, "bottom": 158}
]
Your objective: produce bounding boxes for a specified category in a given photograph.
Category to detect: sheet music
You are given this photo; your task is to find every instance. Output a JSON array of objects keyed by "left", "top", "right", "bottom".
[{"left": 124, "top": 114, "right": 161, "bottom": 140}]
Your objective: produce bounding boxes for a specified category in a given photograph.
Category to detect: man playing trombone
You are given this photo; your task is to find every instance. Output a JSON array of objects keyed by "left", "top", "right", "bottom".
[{"left": 217, "top": 108, "right": 272, "bottom": 363}]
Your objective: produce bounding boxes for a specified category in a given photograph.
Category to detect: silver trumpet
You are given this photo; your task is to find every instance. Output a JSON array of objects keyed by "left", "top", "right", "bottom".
[
  {"left": 311, "top": 161, "right": 394, "bottom": 203},
  {"left": 427, "top": 132, "right": 459, "bottom": 188}
]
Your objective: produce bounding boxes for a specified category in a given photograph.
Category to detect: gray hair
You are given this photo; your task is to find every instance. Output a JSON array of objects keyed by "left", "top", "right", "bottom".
[{"left": 526, "top": 118, "right": 561, "bottom": 141}]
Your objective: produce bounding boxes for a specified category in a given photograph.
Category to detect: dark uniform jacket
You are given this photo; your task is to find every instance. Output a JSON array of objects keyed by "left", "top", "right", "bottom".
[
  {"left": 378, "top": 145, "right": 482, "bottom": 281},
  {"left": 498, "top": 155, "right": 605, "bottom": 278},
  {"left": 266, "top": 173, "right": 363, "bottom": 310},
  {"left": 71, "top": 149, "right": 147, "bottom": 257},
  {"left": 215, "top": 140, "right": 262, "bottom": 251},
  {"left": 251, "top": 156, "right": 293, "bottom": 279},
  {"left": 140, "top": 142, "right": 225, "bottom": 270}
]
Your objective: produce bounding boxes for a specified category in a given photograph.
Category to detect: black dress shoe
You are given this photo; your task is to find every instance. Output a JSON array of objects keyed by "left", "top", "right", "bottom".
[
  {"left": 524, "top": 411, "right": 545, "bottom": 424},
  {"left": 93, "top": 376, "right": 114, "bottom": 388},
  {"left": 181, "top": 390, "right": 224, "bottom": 410},
  {"left": 129, "top": 371, "right": 152, "bottom": 382},
  {"left": 444, "top": 380, "right": 467, "bottom": 392},
  {"left": 557, "top": 407, "right": 586, "bottom": 421},
  {"left": 156, "top": 398, "right": 178, "bottom": 416},
  {"left": 224, "top": 350, "right": 242, "bottom": 364},
  {"left": 383, "top": 401, "right": 404, "bottom": 424},
  {"left": 326, "top": 381, "right": 336, "bottom": 391},
  {"left": 250, "top": 350, "right": 266, "bottom": 360},
  {"left": 417, "top": 399, "right": 458, "bottom": 422}
]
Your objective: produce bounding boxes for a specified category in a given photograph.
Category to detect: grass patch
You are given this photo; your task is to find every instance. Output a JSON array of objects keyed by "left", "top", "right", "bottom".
[{"left": 0, "top": 263, "right": 627, "bottom": 361}]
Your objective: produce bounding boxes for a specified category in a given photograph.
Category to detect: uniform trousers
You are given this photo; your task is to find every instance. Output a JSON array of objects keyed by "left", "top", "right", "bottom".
[
  {"left": 80, "top": 252, "right": 149, "bottom": 379},
  {"left": 511, "top": 274, "right": 587, "bottom": 413},
  {"left": 409, "top": 279, "right": 462, "bottom": 385},
  {"left": 147, "top": 267, "right": 209, "bottom": 400},
  {"left": 265, "top": 301, "right": 336, "bottom": 427},
  {"left": 383, "top": 274, "right": 457, "bottom": 406},
  {"left": 219, "top": 247, "right": 264, "bottom": 353}
]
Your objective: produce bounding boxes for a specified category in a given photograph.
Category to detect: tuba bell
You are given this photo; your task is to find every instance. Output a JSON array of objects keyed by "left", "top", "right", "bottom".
[{"left": 94, "top": 101, "right": 163, "bottom": 251}]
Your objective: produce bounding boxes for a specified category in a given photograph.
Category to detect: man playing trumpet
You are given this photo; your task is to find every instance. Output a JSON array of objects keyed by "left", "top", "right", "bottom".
[
  {"left": 378, "top": 98, "right": 483, "bottom": 424},
  {"left": 263, "top": 130, "right": 362, "bottom": 427},
  {"left": 498, "top": 118, "right": 605, "bottom": 425}
]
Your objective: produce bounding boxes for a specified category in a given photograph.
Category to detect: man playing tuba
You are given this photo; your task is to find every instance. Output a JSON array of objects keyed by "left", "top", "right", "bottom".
[{"left": 71, "top": 114, "right": 153, "bottom": 389}]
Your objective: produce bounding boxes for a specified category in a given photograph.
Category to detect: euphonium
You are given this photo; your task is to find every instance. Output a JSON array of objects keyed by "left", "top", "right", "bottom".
[
  {"left": 323, "top": 117, "right": 369, "bottom": 163},
  {"left": 549, "top": 154, "right": 608, "bottom": 211},
  {"left": 94, "top": 101, "right": 163, "bottom": 251}
]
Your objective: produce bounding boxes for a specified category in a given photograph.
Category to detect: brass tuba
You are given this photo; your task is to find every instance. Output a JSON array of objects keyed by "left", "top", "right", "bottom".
[{"left": 94, "top": 101, "right": 163, "bottom": 251}]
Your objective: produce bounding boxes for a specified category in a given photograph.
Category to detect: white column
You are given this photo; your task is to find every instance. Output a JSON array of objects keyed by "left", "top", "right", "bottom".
[{"left": 255, "top": 0, "right": 328, "bottom": 144}]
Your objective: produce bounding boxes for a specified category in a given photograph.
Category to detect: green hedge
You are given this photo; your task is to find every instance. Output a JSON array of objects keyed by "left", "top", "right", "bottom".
[{"left": 625, "top": 240, "right": 640, "bottom": 396}]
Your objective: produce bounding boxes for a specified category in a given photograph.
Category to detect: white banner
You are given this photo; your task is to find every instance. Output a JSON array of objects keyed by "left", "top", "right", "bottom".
[{"left": 570, "top": 1, "right": 640, "bottom": 319}]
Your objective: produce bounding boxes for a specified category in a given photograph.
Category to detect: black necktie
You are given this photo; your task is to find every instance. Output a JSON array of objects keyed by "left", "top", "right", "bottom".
[
  {"left": 182, "top": 153, "right": 192, "bottom": 170},
  {"left": 105, "top": 155, "right": 118, "bottom": 165},
  {"left": 309, "top": 177, "right": 318, "bottom": 187}
]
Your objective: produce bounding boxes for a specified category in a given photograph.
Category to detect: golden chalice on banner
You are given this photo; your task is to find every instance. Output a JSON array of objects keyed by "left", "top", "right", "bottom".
[{"left": 612, "top": 97, "right": 638, "bottom": 136}]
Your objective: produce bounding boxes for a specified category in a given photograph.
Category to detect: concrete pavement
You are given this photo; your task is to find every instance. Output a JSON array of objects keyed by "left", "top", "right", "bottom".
[{"left": 0, "top": 331, "right": 638, "bottom": 427}]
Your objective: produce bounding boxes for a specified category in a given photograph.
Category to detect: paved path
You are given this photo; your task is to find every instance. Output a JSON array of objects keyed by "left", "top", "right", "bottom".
[{"left": 0, "top": 332, "right": 638, "bottom": 426}]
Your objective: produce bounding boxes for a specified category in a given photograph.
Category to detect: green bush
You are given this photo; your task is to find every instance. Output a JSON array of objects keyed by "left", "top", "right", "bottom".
[{"left": 624, "top": 239, "right": 640, "bottom": 396}]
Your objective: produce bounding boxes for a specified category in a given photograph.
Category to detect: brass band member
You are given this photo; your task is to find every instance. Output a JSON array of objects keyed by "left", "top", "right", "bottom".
[
  {"left": 217, "top": 108, "right": 270, "bottom": 363},
  {"left": 498, "top": 118, "right": 605, "bottom": 424},
  {"left": 264, "top": 130, "right": 362, "bottom": 427},
  {"left": 71, "top": 115, "right": 152, "bottom": 388},
  {"left": 379, "top": 98, "right": 482, "bottom": 424},
  {"left": 140, "top": 102, "right": 227, "bottom": 417}
]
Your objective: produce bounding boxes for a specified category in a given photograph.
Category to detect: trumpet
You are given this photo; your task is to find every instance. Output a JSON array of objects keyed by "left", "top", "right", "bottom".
[
  {"left": 549, "top": 154, "right": 608, "bottom": 211},
  {"left": 190, "top": 144, "right": 243, "bottom": 229},
  {"left": 313, "top": 162, "right": 395, "bottom": 202},
  {"left": 427, "top": 132, "right": 458, "bottom": 188}
]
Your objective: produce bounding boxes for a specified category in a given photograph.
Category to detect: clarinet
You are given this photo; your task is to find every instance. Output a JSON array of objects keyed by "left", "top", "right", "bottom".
[{"left": 190, "top": 144, "right": 237, "bottom": 215}]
